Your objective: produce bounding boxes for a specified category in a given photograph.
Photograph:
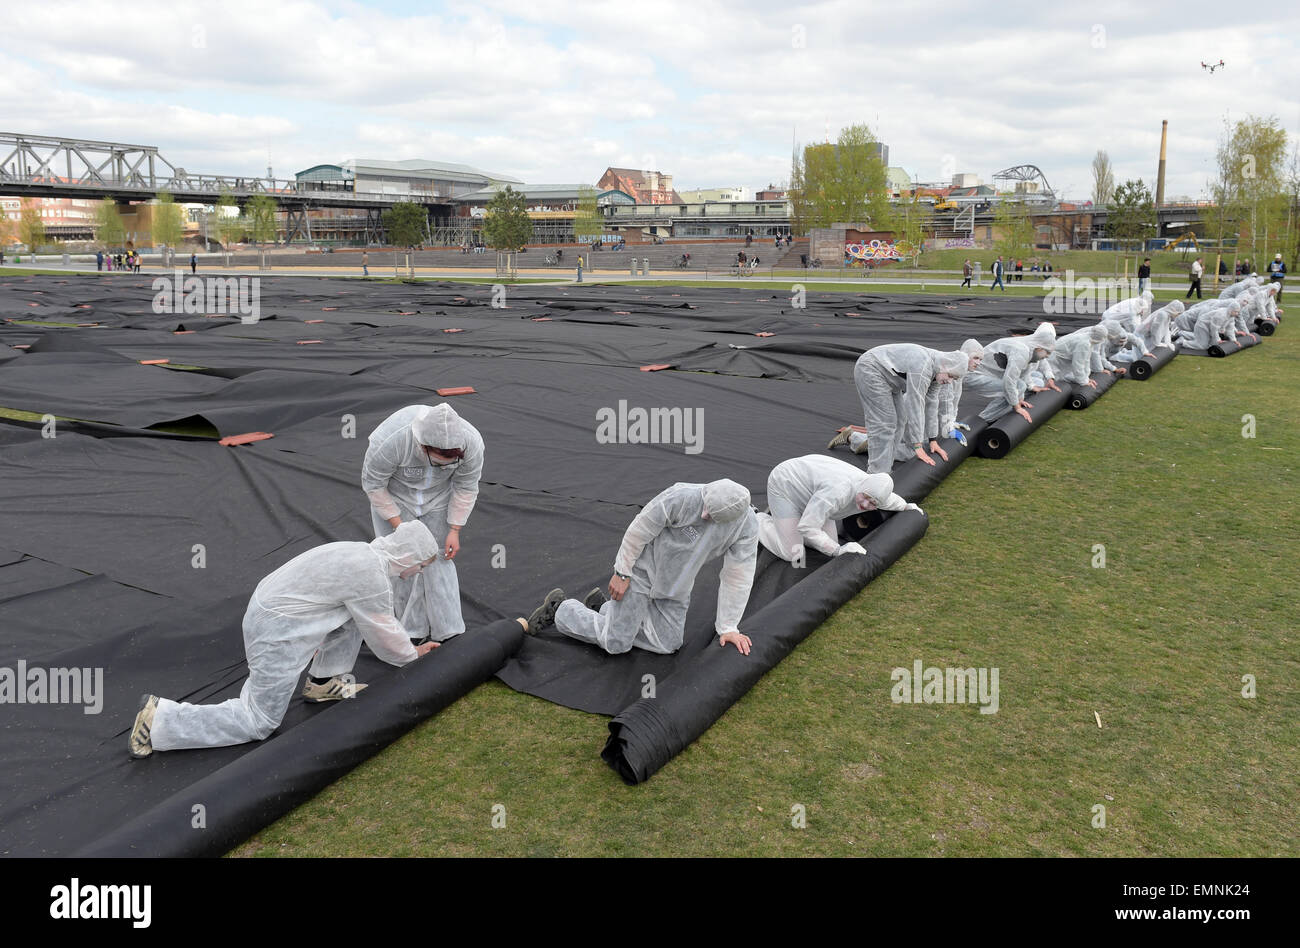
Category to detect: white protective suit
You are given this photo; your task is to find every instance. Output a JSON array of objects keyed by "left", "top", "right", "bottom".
[
  {"left": 553, "top": 480, "right": 758, "bottom": 654},
  {"left": 1174, "top": 300, "right": 1238, "bottom": 349},
  {"left": 362, "top": 403, "right": 484, "bottom": 642},
  {"left": 845, "top": 343, "right": 979, "bottom": 473},
  {"left": 1042, "top": 325, "right": 1106, "bottom": 385},
  {"left": 1219, "top": 275, "right": 1259, "bottom": 301},
  {"left": 962, "top": 323, "right": 1056, "bottom": 421},
  {"left": 1136, "top": 300, "right": 1183, "bottom": 352},
  {"left": 936, "top": 339, "right": 985, "bottom": 439},
  {"left": 149, "top": 522, "right": 439, "bottom": 751},
  {"left": 757, "top": 455, "right": 910, "bottom": 562}
]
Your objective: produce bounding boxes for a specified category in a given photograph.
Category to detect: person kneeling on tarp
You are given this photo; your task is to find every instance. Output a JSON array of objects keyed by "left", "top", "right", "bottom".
[
  {"left": 129, "top": 522, "right": 451, "bottom": 758},
  {"left": 961, "top": 322, "right": 1056, "bottom": 424},
  {"left": 1173, "top": 300, "right": 1240, "bottom": 349},
  {"left": 362, "top": 403, "right": 484, "bottom": 645},
  {"left": 526, "top": 479, "right": 758, "bottom": 656},
  {"left": 826, "top": 340, "right": 984, "bottom": 473},
  {"left": 757, "top": 455, "right": 919, "bottom": 564},
  {"left": 1034, "top": 324, "right": 1108, "bottom": 389}
]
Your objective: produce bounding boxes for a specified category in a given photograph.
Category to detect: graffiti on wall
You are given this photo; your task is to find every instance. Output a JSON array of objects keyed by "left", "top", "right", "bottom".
[
  {"left": 942, "top": 237, "right": 976, "bottom": 249},
  {"left": 845, "top": 239, "right": 903, "bottom": 261}
]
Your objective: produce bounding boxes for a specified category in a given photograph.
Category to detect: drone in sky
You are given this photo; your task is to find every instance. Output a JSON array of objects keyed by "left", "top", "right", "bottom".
[{"left": 1201, "top": 60, "right": 1225, "bottom": 73}]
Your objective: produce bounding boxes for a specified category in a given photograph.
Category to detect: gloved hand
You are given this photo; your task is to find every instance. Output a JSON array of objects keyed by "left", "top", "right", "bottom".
[
  {"left": 953, "top": 421, "right": 971, "bottom": 431},
  {"left": 834, "top": 542, "right": 867, "bottom": 556},
  {"left": 948, "top": 428, "right": 967, "bottom": 445}
]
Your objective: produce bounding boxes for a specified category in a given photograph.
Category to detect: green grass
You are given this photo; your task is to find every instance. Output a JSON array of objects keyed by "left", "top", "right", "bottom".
[{"left": 230, "top": 330, "right": 1300, "bottom": 857}]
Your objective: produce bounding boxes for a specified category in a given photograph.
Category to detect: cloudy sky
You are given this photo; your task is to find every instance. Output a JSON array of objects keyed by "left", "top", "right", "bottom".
[{"left": 3, "top": 0, "right": 1297, "bottom": 200}]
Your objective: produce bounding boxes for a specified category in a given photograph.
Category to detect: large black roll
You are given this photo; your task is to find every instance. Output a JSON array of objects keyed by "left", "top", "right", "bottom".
[
  {"left": 1208, "top": 334, "right": 1261, "bottom": 357},
  {"left": 888, "top": 414, "right": 989, "bottom": 503},
  {"left": 75, "top": 618, "right": 525, "bottom": 857},
  {"left": 974, "top": 387, "right": 1069, "bottom": 459},
  {"left": 1064, "top": 370, "right": 1119, "bottom": 409},
  {"left": 1256, "top": 319, "right": 1275, "bottom": 336},
  {"left": 1129, "top": 345, "right": 1177, "bottom": 380},
  {"left": 601, "top": 510, "right": 929, "bottom": 785}
]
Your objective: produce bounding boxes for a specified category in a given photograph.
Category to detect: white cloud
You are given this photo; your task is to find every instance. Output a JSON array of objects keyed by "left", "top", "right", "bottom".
[{"left": 1, "top": 0, "right": 1296, "bottom": 197}]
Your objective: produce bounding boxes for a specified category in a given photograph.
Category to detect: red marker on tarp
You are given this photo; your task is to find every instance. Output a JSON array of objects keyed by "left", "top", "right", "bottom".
[
  {"left": 219, "top": 432, "right": 275, "bottom": 446},
  {"left": 436, "top": 386, "right": 475, "bottom": 396},
  {"left": 640, "top": 364, "right": 672, "bottom": 372}
]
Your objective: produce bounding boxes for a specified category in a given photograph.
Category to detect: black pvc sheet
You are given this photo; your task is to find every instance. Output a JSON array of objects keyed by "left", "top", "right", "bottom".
[
  {"left": 75, "top": 618, "right": 524, "bottom": 857},
  {"left": 1065, "top": 371, "right": 1118, "bottom": 410},
  {"left": 975, "top": 387, "right": 1070, "bottom": 459},
  {"left": 1129, "top": 346, "right": 1177, "bottom": 380},
  {"left": 1255, "top": 319, "right": 1275, "bottom": 336},
  {"left": 0, "top": 274, "right": 1106, "bottom": 849},
  {"left": 602, "top": 510, "right": 928, "bottom": 784}
]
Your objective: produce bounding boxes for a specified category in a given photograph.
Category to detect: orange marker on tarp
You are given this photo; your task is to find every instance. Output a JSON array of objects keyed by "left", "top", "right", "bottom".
[
  {"left": 531, "top": 317, "right": 552, "bottom": 322},
  {"left": 219, "top": 432, "right": 275, "bottom": 446},
  {"left": 304, "top": 319, "right": 324, "bottom": 324},
  {"left": 640, "top": 363, "right": 672, "bottom": 372},
  {"left": 755, "top": 332, "right": 775, "bottom": 337},
  {"left": 614, "top": 311, "right": 631, "bottom": 315},
  {"left": 443, "top": 328, "right": 464, "bottom": 333},
  {"left": 321, "top": 306, "right": 338, "bottom": 311},
  {"left": 173, "top": 330, "right": 195, "bottom": 335},
  {"left": 297, "top": 340, "right": 323, "bottom": 345},
  {"left": 436, "top": 386, "right": 475, "bottom": 397},
  {"left": 139, "top": 359, "right": 170, "bottom": 365},
  {"left": 12, "top": 344, "right": 30, "bottom": 349}
]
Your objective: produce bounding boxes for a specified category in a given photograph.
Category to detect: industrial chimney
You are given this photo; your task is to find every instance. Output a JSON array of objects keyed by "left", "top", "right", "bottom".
[{"left": 1155, "top": 120, "right": 1168, "bottom": 208}]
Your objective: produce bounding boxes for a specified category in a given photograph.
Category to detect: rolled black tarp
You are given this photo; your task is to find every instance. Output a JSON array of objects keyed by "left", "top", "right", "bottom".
[
  {"left": 1255, "top": 319, "right": 1275, "bottom": 336},
  {"left": 601, "top": 509, "right": 928, "bottom": 785},
  {"left": 1208, "top": 334, "right": 1261, "bottom": 357},
  {"left": 1064, "top": 370, "right": 1118, "bottom": 410},
  {"left": 75, "top": 618, "right": 524, "bottom": 857},
  {"left": 1129, "top": 345, "right": 1177, "bottom": 380},
  {"left": 888, "top": 414, "right": 989, "bottom": 503},
  {"left": 974, "top": 387, "right": 1069, "bottom": 460}
]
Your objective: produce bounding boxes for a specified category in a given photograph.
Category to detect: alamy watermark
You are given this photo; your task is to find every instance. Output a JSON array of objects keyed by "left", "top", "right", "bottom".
[
  {"left": 1, "top": 661, "right": 103, "bottom": 714},
  {"left": 595, "top": 400, "right": 704, "bottom": 455},
  {"left": 152, "top": 270, "right": 261, "bottom": 323},
  {"left": 1043, "top": 272, "right": 1138, "bottom": 315},
  {"left": 890, "top": 659, "right": 999, "bottom": 714}
]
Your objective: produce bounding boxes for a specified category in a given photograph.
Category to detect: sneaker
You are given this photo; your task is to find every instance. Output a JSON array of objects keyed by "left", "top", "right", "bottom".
[
  {"left": 827, "top": 427, "right": 852, "bottom": 450},
  {"left": 302, "top": 676, "right": 368, "bottom": 702},
  {"left": 526, "top": 587, "right": 566, "bottom": 635},
  {"left": 129, "top": 694, "right": 159, "bottom": 759},
  {"left": 582, "top": 587, "right": 607, "bottom": 611}
]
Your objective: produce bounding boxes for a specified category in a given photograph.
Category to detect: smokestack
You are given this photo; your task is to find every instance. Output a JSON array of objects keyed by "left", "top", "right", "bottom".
[{"left": 1155, "top": 119, "right": 1168, "bottom": 208}]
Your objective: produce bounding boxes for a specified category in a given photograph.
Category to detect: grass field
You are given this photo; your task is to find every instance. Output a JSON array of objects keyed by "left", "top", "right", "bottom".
[{"left": 226, "top": 324, "right": 1299, "bottom": 858}]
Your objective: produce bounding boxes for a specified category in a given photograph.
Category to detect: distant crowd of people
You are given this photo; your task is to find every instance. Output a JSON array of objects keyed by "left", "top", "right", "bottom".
[{"left": 95, "top": 249, "right": 142, "bottom": 273}]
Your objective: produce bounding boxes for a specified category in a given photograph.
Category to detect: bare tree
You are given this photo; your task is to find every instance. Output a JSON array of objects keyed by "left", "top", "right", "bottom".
[{"left": 1091, "top": 150, "right": 1115, "bottom": 206}]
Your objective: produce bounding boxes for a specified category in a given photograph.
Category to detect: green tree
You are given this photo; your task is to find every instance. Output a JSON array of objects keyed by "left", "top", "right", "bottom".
[
  {"left": 19, "top": 200, "right": 45, "bottom": 251},
  {"left": 1107, "top": 179, "right": 1156, "bottom": 253},
  {"left": 1211, "top": 115, "right": 1288, "bottom": 258},
  {"left": 788, "top": 123, "right": 891, "bottom": 232},
  {"left": 382, "top": 201, "right": 427, "bottom": 250},
  {"left": 215, "top": 190, "right": 244, "bottom": 249},
  {"left": 94, "top": 197, "right": 125, "bottom": 248},
  {"left": 993, "top": 200, "right": 1034, "bottom": 260},
  {"left": 244, "top": 194, "right": 278, "bottom": 246},
  {"left": 573, "top": 185, "right": 602, "bottom": 245},
  {"left": 482, "top": 185, "right": 532, "bottom": 252},
  {"left": 151, "top": 190, "right": 185, "bottom": 249}
]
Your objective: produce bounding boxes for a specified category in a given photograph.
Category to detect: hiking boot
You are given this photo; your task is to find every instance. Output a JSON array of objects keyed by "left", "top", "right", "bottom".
[
  {"left": 129, "top": 694, "right": 159, "bottom": 759},
  {"left": 526, "top": 588, "right": 565, "bottom": 635},
  {"left": 582, "top": 587, "right": 607, "bottom": 611},
  {"left": 302, "top": 676, "right": 368, "bottom": 702}
]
